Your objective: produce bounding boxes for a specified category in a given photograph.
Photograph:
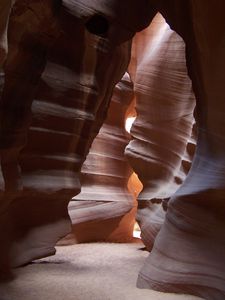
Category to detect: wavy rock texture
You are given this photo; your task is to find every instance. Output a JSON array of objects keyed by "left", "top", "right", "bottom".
[
  {"left": 126, "top": 14, "right": 196, "bottom": 250},
  {"left": 0, "top": 0, "right": 15, "bottom": 66},
  {"left": 0, "top": 1, "right": 224, "bottom": 299},
  {"left": 137, "top": 2, "right": 225, "bottom": 299},
  {"left": 0, "top": 0, "right": 142, "bottom": 275},
  {"left": 62, "top": 73, "right": 136, "bottom": 244}
]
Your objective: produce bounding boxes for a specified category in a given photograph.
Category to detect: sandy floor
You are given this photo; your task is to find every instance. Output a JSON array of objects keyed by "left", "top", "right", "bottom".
[{"left": 0, "top": 242, "right": 203, "bottom": 300}]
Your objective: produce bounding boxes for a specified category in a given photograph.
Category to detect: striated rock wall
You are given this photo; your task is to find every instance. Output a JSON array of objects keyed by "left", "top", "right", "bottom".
[
  {"left": 126, "top": 13, "right": 196, "bottom": 250},
  {"left": 64, "top": 73, "right": 136, "bottom": 244},
  {"left": 0, "top": 0, "right": 140, "bottom": 275},
  {"left": 137, "top": 1, "right": 225, "bottom": 299},
  {"left": 0, "top": 1, "right": 224, "bottom": 298}
]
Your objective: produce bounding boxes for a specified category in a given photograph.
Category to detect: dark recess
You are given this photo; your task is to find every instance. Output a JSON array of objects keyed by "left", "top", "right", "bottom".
[{"left": 85, "top": 15, "right": 109, "bottom": 37}]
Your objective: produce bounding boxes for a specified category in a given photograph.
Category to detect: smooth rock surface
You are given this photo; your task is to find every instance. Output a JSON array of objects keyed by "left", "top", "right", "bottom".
[
  {"left": 0, "top": 0, "right": 134, "bottom": 273},
  {"left": 137, "top": 2, "right": 225, "bottom": 299},
  {"left": 64, "top": 73, "right": 136, "bottom": 243},
  {"left": 126, "top": 13, "right": 195, "bottom": 250}
]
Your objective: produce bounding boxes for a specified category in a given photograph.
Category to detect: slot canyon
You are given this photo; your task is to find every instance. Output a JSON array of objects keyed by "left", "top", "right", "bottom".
[{"left": 0, "top": 1, "right": 224, "bottom": 300}]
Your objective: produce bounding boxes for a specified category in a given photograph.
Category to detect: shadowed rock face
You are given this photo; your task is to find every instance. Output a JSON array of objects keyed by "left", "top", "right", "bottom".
[
  {"left": 0, "top": 0, "right": 15, "bottom": 66},
  {"left": 126, "top": 13, "right": 196, "bottom": 251},
  {"left": 63, "top": 73, "right": 136, "bottom": 244},
  {"left": 0, "top": 0, "right": 156, "bottom": 276},
  {"left": 136, "top": 1, "right": 225, "bottom": 300}
]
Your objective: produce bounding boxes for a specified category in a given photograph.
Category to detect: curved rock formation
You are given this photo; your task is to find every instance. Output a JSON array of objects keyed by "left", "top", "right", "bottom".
[
  {"left": 126, "top": 13, "right": 196, "bottom": 250},
  {"left": 0, "top": 0, "right": 145, "bottom": 274},
  {"left": 137, "top": 2, "right": 225, "bottom": 299},
  {"left": 64, "top": 73, "right": 136, "bottom": 244},
  {"left": 0, "top": 1, "right": 224, "bottom": 298}
]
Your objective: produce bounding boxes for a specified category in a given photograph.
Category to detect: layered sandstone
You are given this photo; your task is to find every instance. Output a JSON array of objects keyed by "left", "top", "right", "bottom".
[
  {"left": 0, "top": 1, "right": 224, "bottom": 299},
  {"left": 64, "top": 73, "right": 136, "bottom": 244},
  {"left": 137, "top": 2, "right": 225, "bottom": 299},
  {"left": 0, "top": 0, "right": 136, "bottom": 274},
  {"left": 126, "top": 14, "right": 195, "bottom": 250}
]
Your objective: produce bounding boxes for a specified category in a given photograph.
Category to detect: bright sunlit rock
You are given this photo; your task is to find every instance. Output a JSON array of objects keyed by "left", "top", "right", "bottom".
[
  {"left": 125, "top": 116, "right": 136, "bottom": 133},
  {"left": 133, "top": 222, "right": 141, "bottom": 239}
]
